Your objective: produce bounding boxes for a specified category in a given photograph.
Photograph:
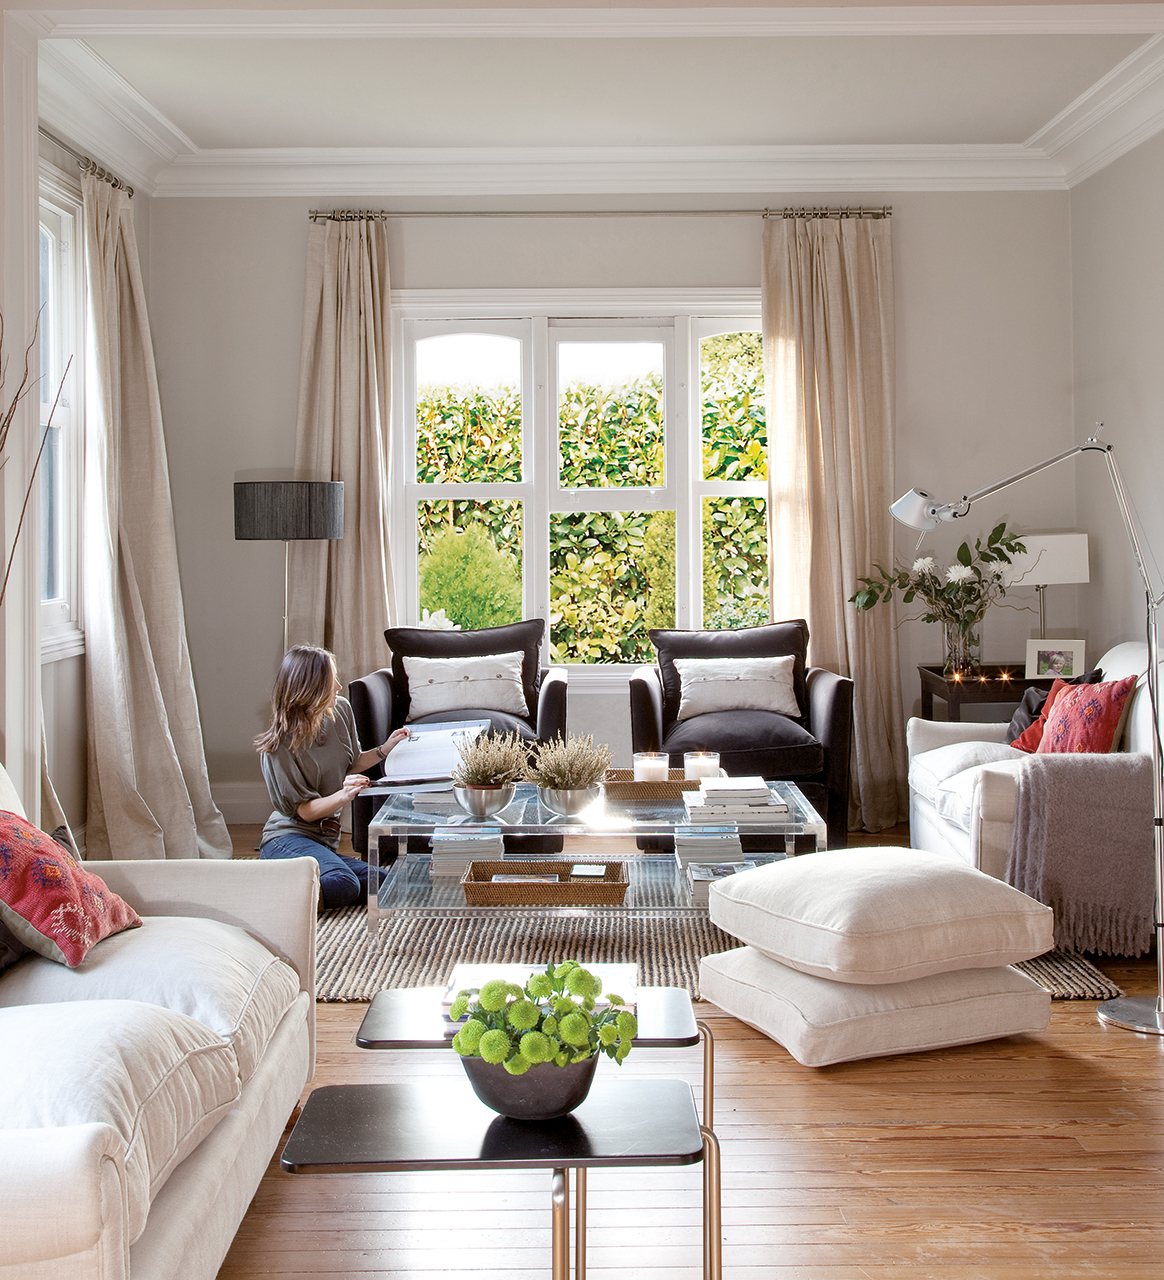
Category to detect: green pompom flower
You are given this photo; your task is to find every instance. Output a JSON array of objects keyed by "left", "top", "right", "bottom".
[
  {"left": 615, "top": 1011, "right": 638, "bottom": 1039},
  {"left": 450, "top": 1029, "right": 472, "bottom": 1057},
  {"left": 519, "top": 1030, "right": 553, "bottom": 1063},
  {"left": 507, "top": 999, "right": 540, "bottom": 1031},
  {"left": 553, "top": 997, "right": 576, "bottom": 1019},
  {"left": 478, "top": 980, "right": 512, "bottom": 1013},
  {"left": 615, "top": 1040, "right": 632, "bottom": 1063},
  {"left": 558, "top": 1011, "right": 591, "bottom": 1048},
  {"left": 597, "top": 1024, "right": 619, "bottom": 1047},
  {"left": 565, "top": 967, "right": 603, "bottom": 999},
  {"left": 606, "top": 993, "right": 625, "bottom": 1007},
  {"left": 502, "top": 1054, "right": 530, "bottom": 1075},
  {"left": 526, "top": 973, "right": 553, "bottom": 999},
  {"left": 554, "top": 1050, "right": 571, "bottom": 1067},
  {"left": 456, "top": 1018, "right": 486, "bottom": 1053},
  {"left": 478, "top": 1028, "right": 512, "bottom": 1064},
  {"left": 542, "top": 1014, "right": 559, "bottom": 1037},
  {"left": 448, "top": 992, "right": 471, "bottom": 1021}
]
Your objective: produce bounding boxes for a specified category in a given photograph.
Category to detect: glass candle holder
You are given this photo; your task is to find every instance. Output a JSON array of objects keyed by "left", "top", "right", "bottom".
[
  {"left": 632, "top": 751, "right": 670, "bottom": 782},
  {"left": 683, "top": 751, "right": 721, "bottom": 780}
]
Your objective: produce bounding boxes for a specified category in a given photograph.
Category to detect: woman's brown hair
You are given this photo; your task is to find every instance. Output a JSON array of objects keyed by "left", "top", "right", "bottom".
[{"left": 255, "top": 645, "right": 338, "bottom": 755}]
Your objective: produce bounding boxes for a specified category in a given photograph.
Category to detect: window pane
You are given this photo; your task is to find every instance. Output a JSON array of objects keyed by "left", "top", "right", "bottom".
[
  {"left": 558, "top": 341, "right": 664, "bottom": 489},
  {"left": 417, "top": 499, "right": 523, "bottom": 630},
  {"left": 38, "top": 225, "right": 54, "bottom": 407},
  {"left": 39, "top": 427, "right": 61, "bottom": 602},
  {"left": 700, "top": 331, "right": 767, "bottom": 481},
  {"left": 549, "top": 510, "right": 672, "bottom": 663},
  {"left": 702, "top": 497, "right": 770, "bottom": 629},
  {"left": 415, "top": 333, "right": 522, "bottom": 483}
]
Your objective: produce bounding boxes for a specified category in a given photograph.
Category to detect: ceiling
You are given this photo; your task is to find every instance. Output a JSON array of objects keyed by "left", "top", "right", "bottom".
[{"left": 33, "top": 4, "right": 1164, "bottom": 200}]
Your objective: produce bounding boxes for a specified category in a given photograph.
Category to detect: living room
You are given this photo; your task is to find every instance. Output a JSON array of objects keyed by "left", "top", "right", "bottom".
[{"left": 3, "top": 3, "right": 1164, "bottom": 1277}]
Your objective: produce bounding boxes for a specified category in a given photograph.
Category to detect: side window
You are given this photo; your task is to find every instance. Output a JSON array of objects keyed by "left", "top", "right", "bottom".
[{"left": 38, "top": 174, "right": 85, "bottom": 659}]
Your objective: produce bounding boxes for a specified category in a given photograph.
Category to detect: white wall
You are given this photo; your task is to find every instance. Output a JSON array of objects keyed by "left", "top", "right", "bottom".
[
  {"left": 1070, "top": 131, "right": 1164, "bottom": 660},
  {"left": 146, "top": 191, "right": 1078, "bottom": 817}
]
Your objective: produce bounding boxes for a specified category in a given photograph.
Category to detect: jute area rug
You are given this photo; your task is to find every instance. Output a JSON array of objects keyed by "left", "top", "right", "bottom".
[{"left": 314, "top": 908, "right": 1122, "bottom": 1003}]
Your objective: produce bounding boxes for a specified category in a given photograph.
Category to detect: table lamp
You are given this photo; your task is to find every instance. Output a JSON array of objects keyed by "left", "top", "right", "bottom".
[{"left": 1005, "top": 532, "right": 1090, "bottom": 638}]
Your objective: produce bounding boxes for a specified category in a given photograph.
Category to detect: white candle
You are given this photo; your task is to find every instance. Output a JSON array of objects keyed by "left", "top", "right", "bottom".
[
  {"left": 633, "top": 752, "right": 670, "bottom": 782},
  {"left": 684, "top": 751, "right": 721, "bottom": 780}
]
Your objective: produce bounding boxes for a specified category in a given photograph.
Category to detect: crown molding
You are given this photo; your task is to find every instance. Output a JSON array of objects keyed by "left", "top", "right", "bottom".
[
  {"left": 392, "top": 287, "right": 762, "bottom": 317},
  {"left": 33, "top": 6, "right": 1164, "bottom": 40}
]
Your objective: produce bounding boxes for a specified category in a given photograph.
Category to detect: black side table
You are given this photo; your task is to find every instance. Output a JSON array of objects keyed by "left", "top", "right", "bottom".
[{"left": 918, "top": 663, "right": 1047, "bottom": 721}]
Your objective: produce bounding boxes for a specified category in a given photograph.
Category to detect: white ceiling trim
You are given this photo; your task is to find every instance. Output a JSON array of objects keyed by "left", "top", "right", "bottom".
[
  {"left": 34, "top": 5, "right": 1164, "bottom": 40},
  {"left": 393, "top": 287, "right": 762, "bottom": 318}
]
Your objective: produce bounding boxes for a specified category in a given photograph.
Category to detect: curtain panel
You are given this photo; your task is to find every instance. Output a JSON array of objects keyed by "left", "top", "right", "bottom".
[
  {"left": 287, "top": 219, "right": 395, "bottom": 684},
  {"left": 762, "top": 215, "right": 907, "bottom": 832},
  {"left": 81, "top": 174, "right": 230, "bottom": 858}
]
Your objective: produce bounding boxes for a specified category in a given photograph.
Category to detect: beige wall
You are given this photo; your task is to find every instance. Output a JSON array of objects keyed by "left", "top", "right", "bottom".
[{"left": 145, "top": 191, "right": 1078, "bottom": 815}]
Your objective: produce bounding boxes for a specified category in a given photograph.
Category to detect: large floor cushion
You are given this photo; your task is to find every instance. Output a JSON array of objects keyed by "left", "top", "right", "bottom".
[
  {"left": 708, "top": 846, "right": 1053, "bottom": 984},
  {"left": 699, "top": 946, "right": 1051, "bottom": 1067},
  {"left": 0, "top": 916, "right": 300, "bottom": 1083},
  {"left": 0, "top": 1000, "right": 241, "bottom": 1242}
]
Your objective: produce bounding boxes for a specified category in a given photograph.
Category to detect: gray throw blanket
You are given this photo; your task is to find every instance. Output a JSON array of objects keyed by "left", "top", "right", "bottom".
[{"left": 1007, "top": 753, "right": 1155, "bottom": 955}]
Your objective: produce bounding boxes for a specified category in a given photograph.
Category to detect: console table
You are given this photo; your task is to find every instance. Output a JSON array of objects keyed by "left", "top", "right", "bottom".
[{"left": 918, "top": 663, "right": 1048, "bottom": 721}]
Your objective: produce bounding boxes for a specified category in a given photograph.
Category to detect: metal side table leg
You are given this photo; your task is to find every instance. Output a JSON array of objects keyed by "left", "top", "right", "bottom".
[
  {"left": 700, "top": 1124, "right": 723, "bottom": 1280},
  {"left": 551, "top": 1168, "right": 570, "bottom": 1280},
  {"left": 696, "top": 1020, "right": 715, "bottom": 1128},
  {"left": 575, "top": 1166, "right": 587, "bottom": 1279}
]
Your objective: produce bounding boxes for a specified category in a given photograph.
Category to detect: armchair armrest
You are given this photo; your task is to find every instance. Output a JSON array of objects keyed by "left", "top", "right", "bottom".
[
  {"left": 805, "top": 666, "right": 853, "bottom": 753},
  {"left": 907, "top": 717, "right": 1011, "bottom": 759},
  {"left": 629, "top": 665, "right": 664, "bottom": 754},
  {"left": 536, "top": 666, "right": 568, "bottom": 740},
  {"left": 348, "top": 667, "right": 398, "bottom": 776}
]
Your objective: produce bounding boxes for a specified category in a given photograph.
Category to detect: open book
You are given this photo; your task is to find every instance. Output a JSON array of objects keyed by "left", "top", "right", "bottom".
[{"left": 377, "top": 720, "right": 489, "bottom": 784}]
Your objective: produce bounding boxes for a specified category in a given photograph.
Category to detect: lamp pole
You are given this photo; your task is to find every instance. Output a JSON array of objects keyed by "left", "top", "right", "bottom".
[{"left": 893, "top": 434, "right": 1164, "bottom": 1035}]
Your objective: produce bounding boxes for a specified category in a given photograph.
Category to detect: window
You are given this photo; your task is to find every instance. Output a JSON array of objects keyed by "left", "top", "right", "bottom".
[
  {"left": 38, "top": 169, "right": 85, "bottom": 659},
  {"left": 399, "top": 298, "right": 768, "bottom": 666}
]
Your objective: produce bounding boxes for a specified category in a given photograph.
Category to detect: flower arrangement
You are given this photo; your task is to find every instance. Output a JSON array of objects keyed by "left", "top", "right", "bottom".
[
  {"left": 850, "top": 523, "right": 1026, "bottom": 675},
  {"left": 526, "top": 733, "right": 612, "bottom": 791},
  {"left": 449, "top": 960, "right": 637, "bottom": 1074},
  {"left": 451, "top": 731, "right": 529, "bottom": 788}
]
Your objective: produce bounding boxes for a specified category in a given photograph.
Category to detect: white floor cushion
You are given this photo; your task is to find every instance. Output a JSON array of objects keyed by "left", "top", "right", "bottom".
[
  {"left": 708, "top": 846, "right": 1053, "bottom": 984},
  {"left": 0, "top": 1000, "right": 241, "bottom": 1242},
  {"left": 0, "top": 916, "right": 300, "bottom": 1083},
  {"left": 699, "top": 946, "right": 1050, "bottom": 1067}
]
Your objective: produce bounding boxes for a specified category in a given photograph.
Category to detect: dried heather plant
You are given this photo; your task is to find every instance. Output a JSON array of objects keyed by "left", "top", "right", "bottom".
[
  {"left": 527, "top": 734, "right": 612, "bottom": 790},
  {"left": 452, "top": 731, "right": 529, "bottom": 787}
]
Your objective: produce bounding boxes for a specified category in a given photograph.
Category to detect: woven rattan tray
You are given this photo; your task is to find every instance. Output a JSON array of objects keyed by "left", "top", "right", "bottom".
[
  {"left": 460, "top": 859, "right": 629, "bottom": 906},
  {"left": 602, "top": 768, "right": 699, "bottom": 803}
]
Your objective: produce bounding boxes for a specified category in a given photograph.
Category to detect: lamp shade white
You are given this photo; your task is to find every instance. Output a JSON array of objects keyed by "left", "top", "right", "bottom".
[{"left": 1005, "top": 533, "right": 1090, "bottom": 587}]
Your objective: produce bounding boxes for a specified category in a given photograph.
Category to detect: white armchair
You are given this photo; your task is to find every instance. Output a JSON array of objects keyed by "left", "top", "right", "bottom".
[{"left": 907, "top": 642, "right": 1155, "bottom": 879}]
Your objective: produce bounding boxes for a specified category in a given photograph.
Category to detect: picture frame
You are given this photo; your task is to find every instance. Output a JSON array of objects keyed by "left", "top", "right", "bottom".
[{"left": 1025, "top": 639, "right": 1086, "bottom": 680}]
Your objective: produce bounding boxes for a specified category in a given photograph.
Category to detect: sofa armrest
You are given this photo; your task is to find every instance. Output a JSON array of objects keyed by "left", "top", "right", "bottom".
[
  {"left": 0, "top": 1124, "right": 128, "bottom": 1280},
  {"left": 84, "top": 858, "right": 318, "bottom": 1071},
  {"left": 805, "top": 666, "right": 853, "bottom": 752},
  {"left": 629, "top": 666, "right": 664, "bottom": 754},
  {"left": 907, "top": 717, "right": 1011, "bottom": 759},
  {"left": 536, "top": 666, "right": 568, "bottom": 740}
]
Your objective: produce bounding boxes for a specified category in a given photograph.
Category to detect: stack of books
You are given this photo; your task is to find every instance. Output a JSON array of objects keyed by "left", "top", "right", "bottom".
[
  {"left": 685, "top": 856, "right": 785, "bottom": 906},
  {"left": 682, "top": 775, "right": 789, "bottom": 826},
  {"left": 429, "top": 828, "right": 503, "bottom": 878},
  {"left": 673, "top": 824, "right": 744, "bottom": 865}
]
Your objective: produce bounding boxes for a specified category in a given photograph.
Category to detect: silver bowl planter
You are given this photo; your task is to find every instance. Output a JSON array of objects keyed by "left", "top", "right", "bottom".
[
  {"left": 453, "top": 783, "right": 517, "bottom": 818},
  {"left": 537, "top": 785, "right": 601, "bottom": 817}
]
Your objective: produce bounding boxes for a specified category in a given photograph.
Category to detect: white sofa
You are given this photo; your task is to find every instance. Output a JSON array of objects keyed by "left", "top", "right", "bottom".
[
  {"left": 907, "top": 641, "right": 1154, "bottom": 878},
  {"left": 0, "top": 811, "right": 318, "bottom": 1280}
]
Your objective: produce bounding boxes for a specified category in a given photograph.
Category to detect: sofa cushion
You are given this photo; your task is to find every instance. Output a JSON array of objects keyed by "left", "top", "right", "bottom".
[
  {"left": 0, "top": 916, "right": 300, "bottom": 1084},
  {"left": 1006, "top": 667, "right": 1103, "bottom": 741},
  {"left": 0, "top": 1000, "right": 240, "bottom": 1243},
  {"left": 698, "top": 946, "right": 1051, "bottom": 1067},
  {"left": 1037, "top": 675, "right": 1138, "bottom": 754},
  {"left": 707, "top": 846, "right": 1053, "bottom": 984},
  {"left": 673, "top": 655, "right": 800, "bottom": 722},
  {"left": 0, "top": 811, "right": 141, "bottom": 966},
  {"left": 384, "top": 620, "right": 544, "bottom": 726},
  {"left": 402, "top": 650, "right": 528, "bottom": 720},
  {"left": 909, "top": 740, "right": 1027, "bottom": 805},
  {"left": 662, "top": 710, "right": 824, "bottom": 776}
]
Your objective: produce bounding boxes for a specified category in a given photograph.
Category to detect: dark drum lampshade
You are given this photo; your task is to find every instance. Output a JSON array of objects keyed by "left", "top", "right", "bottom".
[{"left": 233, "top": 480, "right": 344, "bottom": 542}]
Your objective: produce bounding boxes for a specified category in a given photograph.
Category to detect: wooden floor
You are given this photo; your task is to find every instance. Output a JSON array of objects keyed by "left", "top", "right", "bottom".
[{"left": 219, "top": 825, "right": 1164, "bottom": 1279}]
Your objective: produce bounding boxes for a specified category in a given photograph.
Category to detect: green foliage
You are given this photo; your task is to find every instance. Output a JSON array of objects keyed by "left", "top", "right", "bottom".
[
  {"left": 641, "top": 511, "right": 676, "bottom": 631},
  {"left": 700, "top": 334, "right": 767, "bottom": 483},
  {"left": 416, "top": 385, "right": 522, "bottom": 484},
  {"left": 559, "top": 376, "right": 664, "bottom": 488},
  {"left": 702, "top": 497, "right": 769, "bottom": 623},
  {"left": 418, "top": 524, "right": 521, "bottom": 631},
  {"left": 449, "top": 961, "right": 636, "bottom": 1070}
]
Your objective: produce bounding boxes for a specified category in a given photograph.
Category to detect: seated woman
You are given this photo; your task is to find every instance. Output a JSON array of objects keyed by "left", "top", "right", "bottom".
[{"left": 256, "top": 644, "right": 410, "bottom": 908}]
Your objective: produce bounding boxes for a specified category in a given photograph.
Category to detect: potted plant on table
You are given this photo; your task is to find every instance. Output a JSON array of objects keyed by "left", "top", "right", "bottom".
[
  {"left": 449, "top": 960, "right": 637, "bottom": 1120},
  {"left": 451, "top": 731, "right": 529, "bottom": 817},
  {"left": 527, "top": 733, "right": 612, "bottom": 816},
  {"left": 850, "top": 522, "right": 1026, "bottom": 676}
]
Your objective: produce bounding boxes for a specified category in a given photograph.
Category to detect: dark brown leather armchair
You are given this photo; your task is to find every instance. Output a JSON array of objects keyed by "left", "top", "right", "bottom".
[
  {"left": 348, "top": 619, "right": 567, "bottom": 854},
  {"left": 629, "top": 620, "right": 853, "bottom": 849}
]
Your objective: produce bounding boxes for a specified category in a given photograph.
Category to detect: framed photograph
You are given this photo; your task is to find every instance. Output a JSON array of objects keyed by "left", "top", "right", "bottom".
[{"left": 1025, "top": 639, "right": 1086, "bottom": 679}]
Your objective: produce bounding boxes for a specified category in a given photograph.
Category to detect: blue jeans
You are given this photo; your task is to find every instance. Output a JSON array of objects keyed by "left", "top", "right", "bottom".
[{"left": 260, "top": 833, "right": 380, "bottom": 910}]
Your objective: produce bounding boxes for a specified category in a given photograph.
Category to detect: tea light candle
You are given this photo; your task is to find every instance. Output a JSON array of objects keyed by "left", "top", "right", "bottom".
[
  {"left": 684, "top": 751, "right": 721, "bottom": 780},
  {"left": 633, "top": 751, "right": 670, "bottom": 782}
]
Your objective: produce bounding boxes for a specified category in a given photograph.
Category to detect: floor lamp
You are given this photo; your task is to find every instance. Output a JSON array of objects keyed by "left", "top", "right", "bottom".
[
  {"left": 891, "top": 433, "right": 1164, "bottom": 1036},
  {"left": 234, "top": 480, "right": 345, "bottom": 654}
]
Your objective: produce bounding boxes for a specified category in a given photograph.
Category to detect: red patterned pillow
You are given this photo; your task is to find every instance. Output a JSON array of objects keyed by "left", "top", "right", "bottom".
[
  {"left": 0, "top": 811, "right": 141, "bottom": 966},
  {"left": 1011, "top": 678, "right": 1072, "bottom": 753},
  {"left": 1036, "top": 675, "right": 1138, "bottom": 755}
]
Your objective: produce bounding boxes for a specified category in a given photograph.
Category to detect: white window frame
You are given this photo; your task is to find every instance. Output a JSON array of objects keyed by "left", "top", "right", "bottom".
[
  {"left": 392, "top": 288, "right": 763, "bottom": 677},
  {"left": 38, "top": 165, "right": 86, "bottom": 663}
]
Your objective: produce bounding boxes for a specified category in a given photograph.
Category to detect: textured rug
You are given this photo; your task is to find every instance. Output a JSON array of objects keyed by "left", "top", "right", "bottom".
[{"left": 315, "top": 910, "right": 1122, "bottom": 1003}]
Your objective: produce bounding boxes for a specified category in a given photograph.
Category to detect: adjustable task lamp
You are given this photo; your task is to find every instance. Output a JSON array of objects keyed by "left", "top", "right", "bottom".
[{"left": 892, "top": 434, "right": 1164, "bottom": 1037}]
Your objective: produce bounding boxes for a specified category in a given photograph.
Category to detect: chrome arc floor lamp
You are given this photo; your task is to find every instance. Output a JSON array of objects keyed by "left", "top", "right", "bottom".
[{"left": 891, "top": 433, "right": 1164, "bottom": 1036}]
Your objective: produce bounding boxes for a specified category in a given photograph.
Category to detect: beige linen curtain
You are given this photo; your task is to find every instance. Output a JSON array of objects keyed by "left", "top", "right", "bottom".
[
  {"left": 762, "top": 214, "right": 907, "bottom": 831},
  {"left": 81, "top": 174, "right": 230, "bottom": 858},
  {"left": 287, "top": 219, "right": 395, "bottom": 683}
]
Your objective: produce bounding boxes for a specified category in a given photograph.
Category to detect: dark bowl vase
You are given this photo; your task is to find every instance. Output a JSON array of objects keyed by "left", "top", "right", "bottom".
[{"left": 460, "top": 1053, "right": 598, "bottom": 1121}]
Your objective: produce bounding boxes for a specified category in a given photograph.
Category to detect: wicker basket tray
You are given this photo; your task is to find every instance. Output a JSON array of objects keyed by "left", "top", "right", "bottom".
[
  {"left": 602, "top": 768, "right": 699, "bottom": 803},
  {"left": 460, "top": 859, "right": 629, "bottom": 906}
]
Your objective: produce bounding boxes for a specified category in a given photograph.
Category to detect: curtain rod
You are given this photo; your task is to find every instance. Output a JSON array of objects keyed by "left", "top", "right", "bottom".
[
  {"left": 308, "top": 205, "right": 891, "bottom": 223},
  {"left": 38, "top": 126, "right": 134, "bottom": 198}
]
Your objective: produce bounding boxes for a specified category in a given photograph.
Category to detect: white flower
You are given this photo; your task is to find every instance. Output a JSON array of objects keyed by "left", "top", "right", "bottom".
[
  {"left": 911, "top": 556, "right": 936, "bottom": 575},
  {"left": 945, "top": 564, "right": 974, "bottom": 584}
]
